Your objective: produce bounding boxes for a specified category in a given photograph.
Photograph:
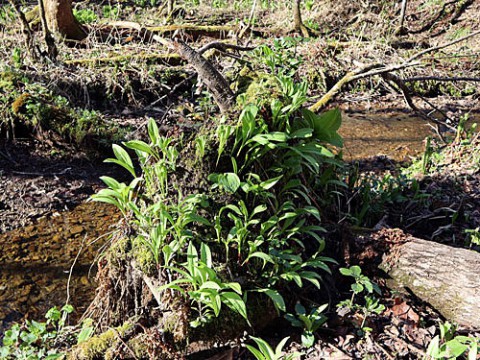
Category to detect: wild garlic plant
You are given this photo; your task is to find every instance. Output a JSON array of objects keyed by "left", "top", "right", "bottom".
[{"left": 92, "top": 42, "right": 345, "bottom": 330}]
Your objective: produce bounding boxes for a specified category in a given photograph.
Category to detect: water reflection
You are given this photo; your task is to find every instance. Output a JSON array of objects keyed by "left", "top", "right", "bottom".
[{"left": 0, "top": 202, "right": 120, "bottom": 334}]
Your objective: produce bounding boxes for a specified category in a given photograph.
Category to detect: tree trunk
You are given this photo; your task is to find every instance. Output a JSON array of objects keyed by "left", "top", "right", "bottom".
[
  {"left": 395, "top": 0, "right": 408, "bottom": 35},
  {"left": 349, "top": 229, "right": 480, "bottom": 328},
  {"left": 293, "top": 0, "right": 309, "bottom": 37},
  {"left": 44, "top": 0, "right": 87, "bottom": 41}
]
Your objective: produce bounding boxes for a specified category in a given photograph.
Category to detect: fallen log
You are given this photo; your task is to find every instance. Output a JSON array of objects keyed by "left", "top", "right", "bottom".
[{"left": 350, "top": 228, "right": 480, "bottom": 328}]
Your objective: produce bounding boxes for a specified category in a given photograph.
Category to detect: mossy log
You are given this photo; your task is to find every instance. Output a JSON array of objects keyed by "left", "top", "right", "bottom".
[
  {"left": 351, "top": 229, "right": 480, "bottom": 328},
  {"left": 146, "top": 24, "right": 236, "bottom": 39},
  {"left": 64, "top": 53, "right": 182, "bottom": 66}
]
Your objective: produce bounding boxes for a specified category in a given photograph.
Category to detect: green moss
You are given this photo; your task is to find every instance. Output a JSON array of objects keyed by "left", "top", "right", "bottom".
[
  {"left": 131, "top": 237, "right": 156, "bottom": 274},
  {"left": 238, "top": 73, "right": 281, "bottom": 108},
  {"left": 68, "top": 322, "right": 132, "bottom": 360},
  {"left": 126, "top": 335, "right": 149, "bottom": 358}
]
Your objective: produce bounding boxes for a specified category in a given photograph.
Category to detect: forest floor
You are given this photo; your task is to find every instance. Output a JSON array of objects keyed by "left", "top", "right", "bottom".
[{"left": 0, "top": 0, "right": 480, "bottom": 358}]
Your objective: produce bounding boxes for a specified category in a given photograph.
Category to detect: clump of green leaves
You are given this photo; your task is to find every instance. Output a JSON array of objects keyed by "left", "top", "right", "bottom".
[
  {"left": 337, "top": 266, "right": 385, "bottom": 335},
  {"left": 0, "top": 305, "right": 94, "bottom": 360},
  {"left": 246, "top": 336, "right": 302, "bottom": 360},
  {"left": 285, "top": 303, "right": 328, "bottom": 347},
  {"left": 73, "top": 8, "right": 97, "bottom": 24},
  {"left": 426, "top": 322, "right": 479, "bottom": 359},
  {"left": 92, "top": 42, "right": 344, "bottom": 335}
]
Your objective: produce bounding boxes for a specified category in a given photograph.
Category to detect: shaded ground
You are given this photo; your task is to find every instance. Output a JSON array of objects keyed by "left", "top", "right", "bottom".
[{"left": 0, "top": 139, "right": 125, "bottom": 232}]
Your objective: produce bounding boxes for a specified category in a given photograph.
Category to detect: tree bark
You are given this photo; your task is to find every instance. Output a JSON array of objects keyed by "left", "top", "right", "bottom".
[
  {"left": 44, "top": 0, "right": 87, "bottom": 41},
  {"left": 174, "top": 41, "right": 235, "bottom": 113},
  {"left": 293, "top": 0, "right": 309, "bottom": 37},
  {"left": 350, "top": 229, "right": 480, "bottom": 328},
  {"left": 395, "top": 0, "right": 408, "bottom": 35}
]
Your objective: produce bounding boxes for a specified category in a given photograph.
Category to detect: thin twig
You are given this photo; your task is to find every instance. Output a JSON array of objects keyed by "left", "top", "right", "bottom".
[
  {"left": 406, "top": 29, "right": 480, "bottom": 63},
  {"left": 66, "top": 235, "right": 86, "bottom": 305},
  {"left": 404, "top": 76, "right": 480, "bottom": 82}
]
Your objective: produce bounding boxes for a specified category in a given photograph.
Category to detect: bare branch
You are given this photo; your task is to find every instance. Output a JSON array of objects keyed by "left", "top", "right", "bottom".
[
  {"left": 406, "top": 29, "right": 480, "bottom": 63},
  {"left": 404, "top": 76, "right": 480, "bottom": 82},
  {"left": 197, "top": 42, "right": 255, "bottom": 55}
]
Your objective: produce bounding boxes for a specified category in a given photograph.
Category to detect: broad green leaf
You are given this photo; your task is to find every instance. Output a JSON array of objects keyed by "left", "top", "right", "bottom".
[
  {"left": 250, "top": 336, "right": 275, "bottom": 358},
  {"left": 256, "top": 289, "right": 286, "bottom": 313},
  {"left": 200, "top": 281, "right": 221, "bottom": 290},
  {"left": 245, "top": 344, "right": 267, "bottom": 360},
  {"left": 225, "top": 282, "right": 242, "bottom": 294},
  {"left": 147, "top": 118, "right": 160, "bottom": 145},
  {"left": 105, "top": 144, "right": 136, "bottom": 178},
  {"left": 301, "top": 332, "right": 315, "bottom": 348},
  {"left": 351, "top": 283, "right": 364, "bottom": 294},
  {"left": 200, "top": 242, "right": 212, "bottom": 267},
  {"left": 252, "top": 204, "right": 267, "bottom": 217},
  {"left": 246, "top": 252, "right": 274, "bottom": 267},
  {"left": 445, "top": 339, "right": 469, "bottom": 358},
  {"left": 301, "top": 108, "right": 343, "bottom": 147},
  {"left": 290, "top": 128, "right": 313, "bottom": 139},
  {"left": 222, "top": 173, "right": 241, "bottom": 194},
  {"left": 350, "top": 265, "right": 362, "bottom": 277},
  {"left": 99, "top": 176, "right": 122, "bottom": 190},
  {"left": 222, "top": 292, "right": 248, "bottom": 321},
  {"left": 274, "top": 337, "right": 290, "bottom": 357},
  {"left": 77, "top": 324, "right": 94, "bottom": 344},
  {"left": 124, "top": 140, "right": 154, "bottom": 156}
]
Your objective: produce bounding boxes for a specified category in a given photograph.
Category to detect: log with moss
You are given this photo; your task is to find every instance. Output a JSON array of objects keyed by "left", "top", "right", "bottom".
[{"left": 350, "top": 228, "right": 480, "bottom": 328}]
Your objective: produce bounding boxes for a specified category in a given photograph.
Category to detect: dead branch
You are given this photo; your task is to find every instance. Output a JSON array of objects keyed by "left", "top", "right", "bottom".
[
  {"left": 404, "top": 76, "right": 480, "bottom": 82},
  {"left": 7, "top": 0, "right": 40, "bottom": 60},
  {"left": 64, "top": 53, "right": 182, "bottom": 66},
  {"left": 308, "top": 29, "right": 480, "bottom": 112},
  {"left": 197, "top": 42, "right": 255, "bottom": 55},
  {"left": 174, "top": 40, "right": 235, "bottom": 113},
  {"left": 238, "top": 0, "right": 257, "bottom": 39},
  {"left": 406, "top": 29, "right": 480, "bottom": 63},
  {"left": 38, "top": 0, "right": 58, "bottom": 60},
  {"left": 103, "top": 21, "right": 238, "bottom": 113},
  {"left": 381, "top": 72, "right": 457, "bottom": 132}
]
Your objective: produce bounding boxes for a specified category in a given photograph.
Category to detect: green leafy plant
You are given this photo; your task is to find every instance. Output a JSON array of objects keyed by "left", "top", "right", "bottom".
[
  {"left": 285, "top": 303, "right": 328, "bottom": 347},
  {"left": 425, "top": 322, "right": 479, "bottom": 359},
  {"left": 0, "top": 305, "right": 92, "bottom": 360},
  {"left": 338, "top": 265, "right": 385, "bottom": 335},
  {"left": 245, "top": 336, "right": 302, "bottom": 360},
  {"left": 465, "top": 227, "right": 480, "bottom": 247},
  {"left": 159, "top": 242, "right": 248, "bottom": 327},
  {"left": 91, "top": 59, "right": 342, "bottom": 338},
  {"left": 73, "top": 8, "right": 97, "bottom": 24}
]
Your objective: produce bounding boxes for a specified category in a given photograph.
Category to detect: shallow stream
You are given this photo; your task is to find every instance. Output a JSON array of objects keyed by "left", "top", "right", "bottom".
[{"left": 0, "top": 111, "right": 473, "bottom": 334}]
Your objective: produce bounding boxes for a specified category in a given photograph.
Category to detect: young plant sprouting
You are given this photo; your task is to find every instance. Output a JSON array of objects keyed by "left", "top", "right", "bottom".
[
  {"left": 246, "top": 336, "right": 303, "bottom": 360},
  {"left": 425, "top": 322, "right": 480, "bottom": 359},
  {"left": 285, "top": 303, "right": 328, "bottom": 348},
  {"left": 338, "top": 265, "right": 385, "bottom": 335}
]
